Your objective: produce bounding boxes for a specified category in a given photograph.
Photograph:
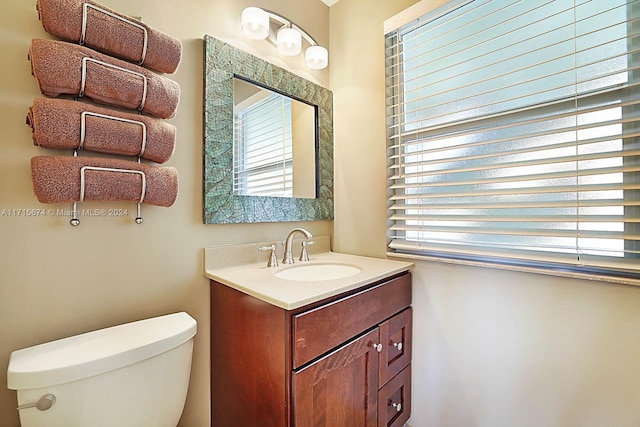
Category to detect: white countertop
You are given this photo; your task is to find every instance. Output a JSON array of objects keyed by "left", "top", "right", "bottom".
[{"left": 204, "top": 248, "right": 413, "bottom": 310}]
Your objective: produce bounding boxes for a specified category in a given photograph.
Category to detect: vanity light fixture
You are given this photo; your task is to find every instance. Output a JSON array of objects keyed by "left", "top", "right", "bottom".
[{"left": 240, "top": 7, "right": 329, "bottom": 70}]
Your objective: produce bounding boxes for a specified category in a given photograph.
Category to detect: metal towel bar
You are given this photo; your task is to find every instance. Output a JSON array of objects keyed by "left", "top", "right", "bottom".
[
  {"left": 79, "top": 166, "right": 146, "bottom": 203},
  {"left": 79, "top": 57, "right": 148, "bottom": 111},
  {"left": 81, "top": 3, "right": 148, "bottom": 66},
  {"left": 80, "top": 111, "right": 147, "bottom": 157},
  {"left": 70, "top": 165, "right": 146, "bottom": 226}
]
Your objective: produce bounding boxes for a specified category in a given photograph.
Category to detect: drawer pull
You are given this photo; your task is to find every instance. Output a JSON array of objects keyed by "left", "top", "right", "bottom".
[
  {"left": 393, "top": 341, "right": 403, "bottom": 351},
  {"left": 391, "top": 402, "right": 402, "bottom": 412},
  {"left": 372, "top": 343, "right": 383, "bottom": 352}
]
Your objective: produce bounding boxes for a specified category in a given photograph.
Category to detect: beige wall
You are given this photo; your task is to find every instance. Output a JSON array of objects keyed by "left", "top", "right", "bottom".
[
  {"left": 330, "top": 0, "right": 640, "bottom": 426},
  {"left": 0, "top": 0, "right": 329, "bottom": 426}
]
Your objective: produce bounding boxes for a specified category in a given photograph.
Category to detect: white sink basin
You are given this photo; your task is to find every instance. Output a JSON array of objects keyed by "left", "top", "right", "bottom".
[{"left": 275, "top": 263, "right": 361, "bottom": 281}]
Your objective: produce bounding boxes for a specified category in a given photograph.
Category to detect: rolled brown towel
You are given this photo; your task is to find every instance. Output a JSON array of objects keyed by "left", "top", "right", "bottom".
[
  {"left": 28, "top": 39, "right": 180, "bottom": 119},
  {"left": 27, "top": 98, "right": 176, "bottom": 164},
  {"left": 31, "top": 156, "right": 178, "bottom": 207},
  {"left": 36, "top": 0, "right": 182, "bottom": 74}
]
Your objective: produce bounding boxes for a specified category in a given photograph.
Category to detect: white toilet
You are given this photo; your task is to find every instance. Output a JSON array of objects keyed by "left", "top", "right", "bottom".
[{"left": 7, "top": 312, "right": 197, "bottom": 427}]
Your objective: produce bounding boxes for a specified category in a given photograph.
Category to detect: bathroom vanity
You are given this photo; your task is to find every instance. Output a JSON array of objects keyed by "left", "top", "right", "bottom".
[{"left": 205, "top": 243, "right": 413, "bottom": 427}]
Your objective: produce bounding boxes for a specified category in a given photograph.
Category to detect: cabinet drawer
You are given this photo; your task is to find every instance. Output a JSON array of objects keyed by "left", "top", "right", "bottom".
[
  {"left": 293, "top": 273, "right": 411, "bottom": 369},
  {"left": 378, "top": 364, "right": 411, "bottom": 427},
  {"left": 379, "top": 307, "right": 412, "bottom": 388}
]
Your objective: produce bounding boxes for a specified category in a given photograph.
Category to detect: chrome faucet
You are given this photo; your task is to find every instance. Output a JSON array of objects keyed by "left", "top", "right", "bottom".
[{"left": 282, "top": 228, "right": 313, "bottom": 264}]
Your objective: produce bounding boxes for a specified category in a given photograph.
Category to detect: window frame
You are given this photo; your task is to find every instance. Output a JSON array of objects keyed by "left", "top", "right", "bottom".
[{"left": 384, "top": 0, "right": 640, "bottom": 285}]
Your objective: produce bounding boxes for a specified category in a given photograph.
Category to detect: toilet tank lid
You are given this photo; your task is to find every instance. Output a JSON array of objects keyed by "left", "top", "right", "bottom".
[{"left": 7, "top": 312, "right": 197, "bottom": 390}]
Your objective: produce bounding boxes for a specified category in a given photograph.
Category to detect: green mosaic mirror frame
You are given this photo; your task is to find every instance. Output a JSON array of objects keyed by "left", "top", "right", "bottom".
[{"left": 203, "top": 35, "right": 334, "bottom": 224}]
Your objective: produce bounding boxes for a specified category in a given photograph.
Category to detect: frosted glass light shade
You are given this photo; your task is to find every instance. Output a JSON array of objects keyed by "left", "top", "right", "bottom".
[
  {"left": 241, "top": 7, "right": 269, "bottom": 40},
  {"left": 305, "top": 45, "right": 328, "bottom": 69},
  {"left": 277, "top": 28, "right": 302, "bottom": 56}
]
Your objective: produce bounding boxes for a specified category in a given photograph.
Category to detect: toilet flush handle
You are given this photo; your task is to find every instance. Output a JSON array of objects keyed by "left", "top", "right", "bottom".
[{"left": 17, "top": 394, "right": 56, "bottom": 411}]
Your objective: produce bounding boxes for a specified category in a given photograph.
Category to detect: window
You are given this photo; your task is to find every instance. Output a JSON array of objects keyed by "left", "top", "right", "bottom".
[
  {"left": 385, "top": 0, "right": 640, "bottom": 279},
  {"left": 234, "top": 90, "right": 293, "bottom": 197}
]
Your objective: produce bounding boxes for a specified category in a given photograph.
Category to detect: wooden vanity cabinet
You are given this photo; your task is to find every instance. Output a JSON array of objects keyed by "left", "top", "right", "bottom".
[{"left": 210, "top": 271, "right": 412, "bottom": 427}]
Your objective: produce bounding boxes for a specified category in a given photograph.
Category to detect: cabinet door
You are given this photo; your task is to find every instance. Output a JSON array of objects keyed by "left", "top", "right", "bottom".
[
  {"left": 293, "top": 329, "right": 379, "bottom": 427},
  {"left": 378, "top": 308, "right": 412, "bottom": 388}
]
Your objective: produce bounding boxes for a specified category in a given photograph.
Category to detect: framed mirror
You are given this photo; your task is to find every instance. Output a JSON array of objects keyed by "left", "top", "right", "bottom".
[{"left": 203, "top": 35, "right": 334, "bottom": 223}]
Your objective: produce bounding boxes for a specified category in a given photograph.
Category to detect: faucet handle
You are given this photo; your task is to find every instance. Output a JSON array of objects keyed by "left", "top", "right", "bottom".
[
  {"left": 299, "top": 240, "right": 315, "bottom": 262},
  {"left": 258, "top": 244, "right": 278, "bottom": 267}
]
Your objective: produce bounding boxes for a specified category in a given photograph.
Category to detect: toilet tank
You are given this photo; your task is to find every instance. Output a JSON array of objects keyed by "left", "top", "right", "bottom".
[{"left": 7, "top": 312, "right": 197, "bottom": 427}]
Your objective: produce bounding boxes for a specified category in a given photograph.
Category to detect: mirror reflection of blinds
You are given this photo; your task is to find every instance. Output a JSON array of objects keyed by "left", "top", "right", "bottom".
[
  {"left": 385, "top": 0, "right": 640, "bottom": 277},
  {"left": 234, "top": 94, "right": 293, "bottom": 197}
]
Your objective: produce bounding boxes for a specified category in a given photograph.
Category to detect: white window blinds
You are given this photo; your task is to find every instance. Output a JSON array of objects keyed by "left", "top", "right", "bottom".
[
  {"left": 234, "top": 93, "right": 293, "bottom": 197},
  {"left": 385, "top": 0, "right": 640, "bottom": 277}
]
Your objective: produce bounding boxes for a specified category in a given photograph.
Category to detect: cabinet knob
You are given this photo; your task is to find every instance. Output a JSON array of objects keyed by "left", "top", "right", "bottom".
[
  {"left": 393, "top": 341, "right": 403, "bottom": 351},
  {"left": 372, "top": 343, "right": 383, "bottom": 352},
  {"left": 391, "top": 402, "right": 402, "bottom": 412}
]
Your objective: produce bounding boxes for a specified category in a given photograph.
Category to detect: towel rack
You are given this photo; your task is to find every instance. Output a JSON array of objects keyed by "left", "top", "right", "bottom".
[
  {"left": 28, "top": 2, "right": 180, "bottom": 227},
  {"left": 69, "top": 160, "right": 146, "bottom": 226},
  {"left": 81, "top": 3, "right": 149, "bottom": 66},
  {"left": 79, "top": 57, "right": 148, "bottom": 111}
]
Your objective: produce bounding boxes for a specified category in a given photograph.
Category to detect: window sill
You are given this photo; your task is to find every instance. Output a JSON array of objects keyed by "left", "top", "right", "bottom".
[{"left": 387, "top": 251, "right": 640, "bottom": 288}]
